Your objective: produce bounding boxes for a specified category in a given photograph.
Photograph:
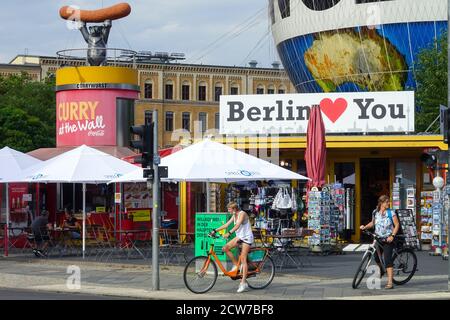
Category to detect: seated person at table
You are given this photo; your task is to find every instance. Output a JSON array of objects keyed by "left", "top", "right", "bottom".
[
  {"left": 64, "top": 209, "right": 81, "bottom": 239},
  {"left": 31, "top": 210, "right": 51, "bottom": 257}
]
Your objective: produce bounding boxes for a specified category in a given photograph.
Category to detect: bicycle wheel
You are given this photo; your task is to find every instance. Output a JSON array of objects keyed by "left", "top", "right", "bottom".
[
  {"left": 392, "top": 248, "right": 417, "bottom": 285},
  {"left": 247, "top": 255, "right": 275, "bottom": 290},
  {"left": 352, "top": 252, "right": 372, "bottom": 289},
  {"left": 183, "top": 256, "right": 218, "bottom": 294}
]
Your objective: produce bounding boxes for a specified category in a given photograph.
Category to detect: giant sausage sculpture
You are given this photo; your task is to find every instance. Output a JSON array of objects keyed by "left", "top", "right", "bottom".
[
  {"left": 59, "top": 3, "right": 131, "bottom": 23},
  {"left": 59, "top": 3, "right": 131, "bottom": 66}
]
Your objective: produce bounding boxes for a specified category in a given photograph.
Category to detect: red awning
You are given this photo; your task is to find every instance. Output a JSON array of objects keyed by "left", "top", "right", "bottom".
[
  {"left": 28, "top": 145, "right": 183, "bottom": 164},
  {"left": 121, "top": 145, "right": 183, "bottom": 165},
  {"left": 27, "top": 146, "right": 137, "bottom": 161}
]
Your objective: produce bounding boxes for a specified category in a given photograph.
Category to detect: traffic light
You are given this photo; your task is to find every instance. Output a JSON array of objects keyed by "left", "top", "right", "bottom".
[
  {"left": 421, "top": 153, "right": 437, "bottom": 168},
  {"left": 130, "top": 122, "right": 154, "bottom": 170}
]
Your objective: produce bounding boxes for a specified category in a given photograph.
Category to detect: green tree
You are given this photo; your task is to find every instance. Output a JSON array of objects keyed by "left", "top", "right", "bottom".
[
  {"left": 0, "top": 73, "right": 55, "bottom": 152},
  {"left": 415, "top": 31, "right": 447, "bottom": 133}
]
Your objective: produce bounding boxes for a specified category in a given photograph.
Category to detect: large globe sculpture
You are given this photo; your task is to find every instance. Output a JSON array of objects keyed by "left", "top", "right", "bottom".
[{"left": 270, "top": 0, "right": 447, "bottom": 93}]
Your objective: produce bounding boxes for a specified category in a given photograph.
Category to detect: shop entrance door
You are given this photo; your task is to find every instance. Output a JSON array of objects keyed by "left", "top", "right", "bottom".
[{"left": 360, "top": 158, "right": 390, "bottom": 242}]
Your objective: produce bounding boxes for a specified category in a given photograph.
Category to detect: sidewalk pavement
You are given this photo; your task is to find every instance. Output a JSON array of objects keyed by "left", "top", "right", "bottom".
[{"left": 1, "top": 252, "right": 449, "bottom": 300}]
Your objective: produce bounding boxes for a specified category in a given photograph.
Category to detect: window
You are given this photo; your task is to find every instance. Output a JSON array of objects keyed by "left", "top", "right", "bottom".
[
  {"left": 144, "top": 110, "right": 153, "bottom": 125},
  {"left": 279, "top": 0, "right": 290, "bottom": 18},
  {"left": 165, "top": 83, "right": 173, "bottom": 100},
  {"left": 144, "top": 82, "right": 153, "bottom": 99},
  {"left": 303, "top": 0, "right": 343, "bottom": 11},
  {"left": 199, "top": 112, "right": 207, "bottom": 133},
  {"left": 198, "top": 85, "right": 207, "bottom": 101},
  {"left": 230, "top": 87, "right": 239, "bottom": 95},
  {"left": 182, "top": 112, "right": 190, "bottom": 131},
  {"left": 256, "top": 87, "right": 264, "bottom": 95},
  {"left": 165, "top": 111, "right": 174, "bottom": 131},
  {"left": 268, "top": 89, "right": 275, "bottom": 94},
  {"left": 214, "top": 86, "right": 222, "bottom": 102},
  {"left": 278, "top": 89, "right": 285, "bottom": 94},
  {"left": 182, "top": 84, "right": 190, "bottom": 100},
  {"left": 215, "top": 113, "right": 220, "bottom": 130}
]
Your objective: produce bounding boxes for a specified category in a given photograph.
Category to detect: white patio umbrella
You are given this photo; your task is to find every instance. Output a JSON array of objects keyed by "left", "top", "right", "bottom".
[
  {"left": 110, "top": 139, "right": 309, "bottom": 183},
  {"left": 20, "top": 145, "right": 139, "bottom": 258},
  {"left": 0, "top": 147, "right": 42, "bottom": 230},
  {"left": 109, "top": 139, "right": 309, "bottom": 210}
]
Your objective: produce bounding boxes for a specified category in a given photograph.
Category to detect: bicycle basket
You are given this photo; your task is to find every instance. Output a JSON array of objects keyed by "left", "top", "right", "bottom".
[{"left": 248, "top": 249, "right": 266, "bottom": 262}]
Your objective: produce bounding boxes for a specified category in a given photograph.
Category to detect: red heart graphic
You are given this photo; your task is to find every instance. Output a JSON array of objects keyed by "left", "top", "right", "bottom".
[{"left": 319, "top": 98, "right": 348, "bottom": 123}]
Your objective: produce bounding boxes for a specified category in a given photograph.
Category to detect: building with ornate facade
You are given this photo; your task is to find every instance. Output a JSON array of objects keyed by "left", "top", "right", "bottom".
[{"left": 7, "top": 55, "right": 295, "bottom": 148}]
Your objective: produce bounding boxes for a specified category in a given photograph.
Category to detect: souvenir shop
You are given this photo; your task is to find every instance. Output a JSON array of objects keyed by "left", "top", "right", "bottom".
[
  {"left": 224, "top": 182, "right": 307, "bottom": 233},
  {"left": 207, "top": 134, "right": 448, "bottom": 245}
]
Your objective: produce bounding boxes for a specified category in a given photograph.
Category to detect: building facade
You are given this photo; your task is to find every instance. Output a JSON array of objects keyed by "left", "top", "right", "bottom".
[{"left": 9, "top": 55, "right": 295, "bottom": 148}]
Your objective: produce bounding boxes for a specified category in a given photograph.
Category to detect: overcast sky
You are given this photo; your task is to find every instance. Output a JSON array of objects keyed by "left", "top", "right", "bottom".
[{"left": 0, "top": 0, "right": 279, "bottom": 68}]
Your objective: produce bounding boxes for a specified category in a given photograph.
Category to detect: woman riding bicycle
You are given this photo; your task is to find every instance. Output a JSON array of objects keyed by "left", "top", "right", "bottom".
[
  {"left": 360, "top": 195, "right": 400, "bottom": 289},
  {"left": 210, "top": 202, "right": 254, "bottom": 293}
]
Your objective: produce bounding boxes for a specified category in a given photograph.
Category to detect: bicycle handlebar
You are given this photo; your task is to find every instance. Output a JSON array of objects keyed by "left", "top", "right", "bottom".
[
  {"left": 207, "top": 232, "right": 222, "bottom": 239},
  {"left": 362, "top": 229, "right": 405, "bottom": 240}
]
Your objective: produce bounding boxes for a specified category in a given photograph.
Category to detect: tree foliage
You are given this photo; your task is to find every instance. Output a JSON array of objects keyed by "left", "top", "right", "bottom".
[
  {"left": 415, "top": 31, "right": 448, "bottom": 133},
  {"left": 0, "top": 73, "right": 55, "bottom": 152}
]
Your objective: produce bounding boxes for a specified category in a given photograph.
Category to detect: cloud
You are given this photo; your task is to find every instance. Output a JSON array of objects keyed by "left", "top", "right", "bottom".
[{"left": 0, "top": 0, "right": 278, "bottom": 68}]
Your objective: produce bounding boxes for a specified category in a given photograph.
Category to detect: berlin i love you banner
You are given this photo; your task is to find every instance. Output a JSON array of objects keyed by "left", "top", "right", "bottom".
[{"left": 219, "top": 91, "right": 414, "bottom": 135}]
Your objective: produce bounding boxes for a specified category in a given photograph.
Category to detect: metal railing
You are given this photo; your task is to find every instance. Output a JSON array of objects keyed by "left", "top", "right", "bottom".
[{"left": 56, "top": 48, "right": 137, "bottom": 68}]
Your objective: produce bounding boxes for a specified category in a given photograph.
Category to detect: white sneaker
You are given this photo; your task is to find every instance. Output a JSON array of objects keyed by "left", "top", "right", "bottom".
[{"left": 237, "top": 282, "right": 249, "bottom": 293}]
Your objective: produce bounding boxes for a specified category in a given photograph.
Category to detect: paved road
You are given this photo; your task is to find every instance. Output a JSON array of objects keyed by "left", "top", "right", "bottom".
[
  {"left": 1, "top": 250, "right": 448, "bottom": 299},
  {"left": 0, "top": 288, "right": 133, "bottom": 300}
]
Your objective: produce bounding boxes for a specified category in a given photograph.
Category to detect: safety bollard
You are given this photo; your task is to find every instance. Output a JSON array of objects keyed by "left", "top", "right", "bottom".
[
  {"left": 4, "top": 224, "right": 8, "bottom": 257},
  {"left": 4, "top": 224, "right": 9, "bottom": 257}
]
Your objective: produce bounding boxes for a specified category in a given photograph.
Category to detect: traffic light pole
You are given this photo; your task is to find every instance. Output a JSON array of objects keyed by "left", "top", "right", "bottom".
[{"left": 152, "top": 110, "right": 160, "bottom": 291}]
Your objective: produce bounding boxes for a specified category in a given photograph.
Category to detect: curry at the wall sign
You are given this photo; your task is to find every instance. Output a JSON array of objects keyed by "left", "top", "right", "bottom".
[
  {"left": 56, "top": 90, "right": 116, "bottom": 146},
  {"left": 55, "top": 89, "right": 137, "bottom": 147}
]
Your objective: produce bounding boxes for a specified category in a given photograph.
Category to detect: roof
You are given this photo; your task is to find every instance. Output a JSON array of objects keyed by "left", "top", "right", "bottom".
[
  {"left": 213, "top": 135, "right": 449, "bottom": 150},
  {"left": 27, "top": 146, "right": 137, "bottom": 161},
  {"left": 9, "top": 54, "right": 286, "bottom": 72}
]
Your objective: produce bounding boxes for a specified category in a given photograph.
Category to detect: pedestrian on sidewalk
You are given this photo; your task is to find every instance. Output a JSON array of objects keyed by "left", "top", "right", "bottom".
[
  {"left": 31, "top": 210, "right": 51, "bottom": 257},
  {"left": 210, "top": 202, "right": 254, "bottom": 293},
  {"left": 360, "top": 195, "right": 400, "bottom": 289}
]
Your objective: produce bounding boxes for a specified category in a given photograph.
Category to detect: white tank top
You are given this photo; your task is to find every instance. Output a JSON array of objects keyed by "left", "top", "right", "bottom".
[{"left": 233, "top": 211, "right": 254, "bottom": 244}]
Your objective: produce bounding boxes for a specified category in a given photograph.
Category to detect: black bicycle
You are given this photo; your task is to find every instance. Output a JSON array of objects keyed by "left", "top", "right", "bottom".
[{"left": 352, "top": 230, "right": 417, "bottom": 289}]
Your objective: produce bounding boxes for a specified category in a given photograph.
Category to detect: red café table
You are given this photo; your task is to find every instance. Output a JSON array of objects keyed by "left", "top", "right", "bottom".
[{"left": 114, "top": 229, "right": 150, "bottom": 260}]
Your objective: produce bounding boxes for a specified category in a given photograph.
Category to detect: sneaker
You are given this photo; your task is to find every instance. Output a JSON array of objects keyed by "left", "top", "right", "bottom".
[
  {"left": 32, "top": 249, "right": 40, "bottom": 257},
  {"left": 237, "top": 282, "right": 249, "bottom": 293},
  {"left": 36, "top": 250, "right": 47, "bottom": 258}
]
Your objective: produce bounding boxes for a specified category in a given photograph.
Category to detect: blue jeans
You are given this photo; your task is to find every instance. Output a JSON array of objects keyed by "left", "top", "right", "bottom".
[{"left": 71, "top": 232, "right": 81, "bottom": 239}]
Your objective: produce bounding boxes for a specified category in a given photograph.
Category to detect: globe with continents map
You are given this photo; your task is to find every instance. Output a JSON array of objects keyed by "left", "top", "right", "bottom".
[{"left": 270, "top": 0, "right": 447, "bottom": 93}]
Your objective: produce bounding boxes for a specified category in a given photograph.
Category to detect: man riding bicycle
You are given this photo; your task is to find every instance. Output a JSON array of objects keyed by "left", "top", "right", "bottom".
[
  {"left": 360, "top": 195, "right": 400, "bottom": 289},
  {"left": 210, "top": 202, "right": 254, "bottom": 293}
]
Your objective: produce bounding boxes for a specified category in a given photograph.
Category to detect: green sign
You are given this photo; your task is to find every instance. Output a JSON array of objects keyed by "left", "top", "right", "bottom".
[{"left": 195, "top": 212, "right": 236, "bottom": 262}]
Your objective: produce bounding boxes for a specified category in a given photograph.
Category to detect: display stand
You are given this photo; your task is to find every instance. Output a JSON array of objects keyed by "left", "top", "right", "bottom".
[
  {"left": 429, "top": 191, "right": 446, "bottom": 256},
  {"left": 395, "top": 209, "right": 420, "bottom": 249},
  {"left": 419, "top": 191, "right": 433, "bottom": 250},
  {"left": 307, "top": 185, "right": 345, "bottom": 255}
]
